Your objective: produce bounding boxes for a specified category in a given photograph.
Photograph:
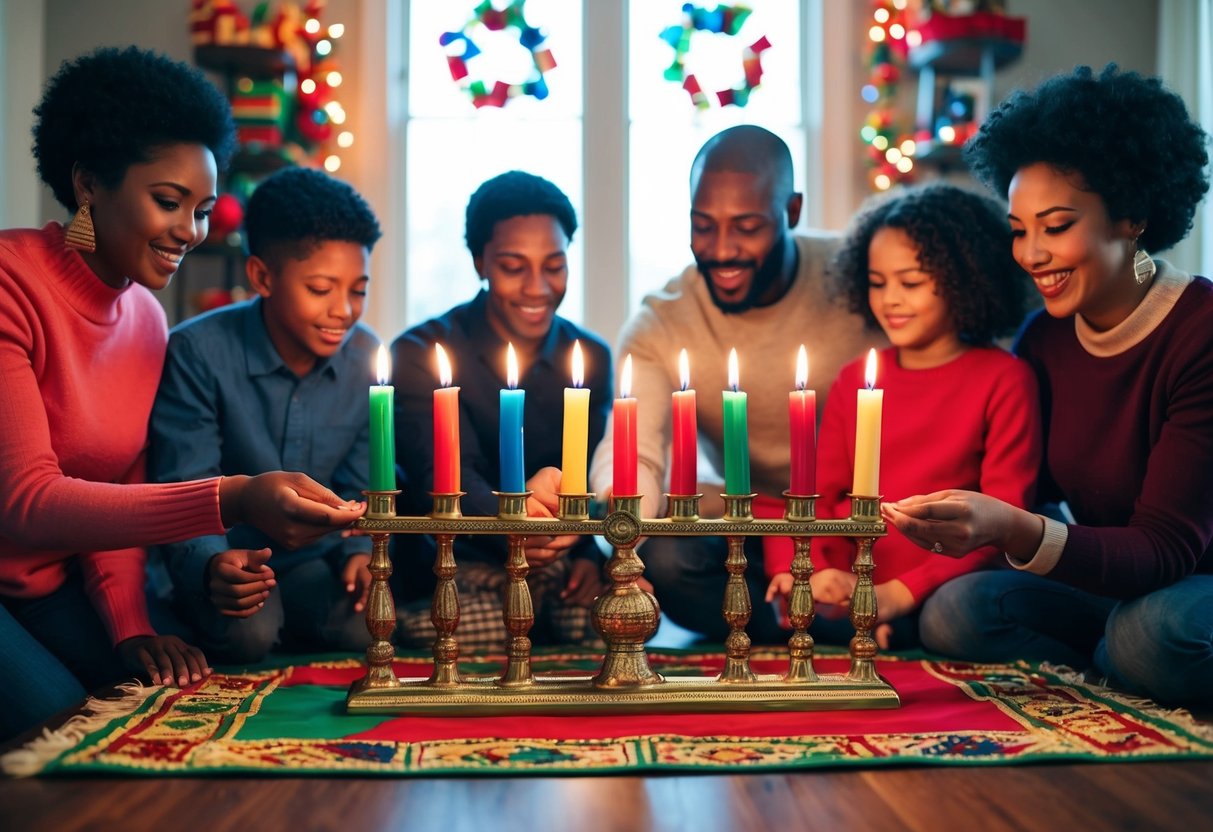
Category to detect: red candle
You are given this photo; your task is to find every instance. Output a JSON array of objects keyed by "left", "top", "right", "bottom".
[
  {"left": 670, "top": 348, "right": 698, "bottom": 495},
  {"left": 613, "top": 354, "right": 638, "bottom": 496},
  {"left": 788, "top": 344, "right": 816, "bottom": 495},
  {"left": 433, "top": 343, "right": 460, "bottom": 493}
]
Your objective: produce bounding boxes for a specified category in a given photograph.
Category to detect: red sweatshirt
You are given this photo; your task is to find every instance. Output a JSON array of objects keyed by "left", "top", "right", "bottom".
[
  {"left": 0, "top": 224, "right": 225, "bottom": 644},
  {"left": 764, "top": 346, "right": 1041, "bottom": 604}
]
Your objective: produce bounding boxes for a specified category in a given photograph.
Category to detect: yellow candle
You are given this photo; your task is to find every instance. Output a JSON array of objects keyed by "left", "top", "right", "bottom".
[
  {"left": 852, "top": 348, "right": 883, "bottom": 496},
  {"left": 561, "top": 340, "right": 590, "bottom": 494}
]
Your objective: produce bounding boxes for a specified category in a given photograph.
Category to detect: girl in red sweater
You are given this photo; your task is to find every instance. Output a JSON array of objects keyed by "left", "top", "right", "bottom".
[
  {"left": 765, "top": 184, "right": 1040, "bottom": 649},
  {"left": 0, "top": 48, "right": 364, "bottom": 741}
]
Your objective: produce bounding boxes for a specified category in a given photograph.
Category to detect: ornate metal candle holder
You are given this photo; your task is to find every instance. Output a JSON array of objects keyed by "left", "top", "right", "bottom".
[{"left": 346, "top": 490, "right": 897, "bottom": 715}]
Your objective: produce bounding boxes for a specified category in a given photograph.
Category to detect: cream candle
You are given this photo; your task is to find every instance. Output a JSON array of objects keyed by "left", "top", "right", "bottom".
[{"left": 852, "top": 348, "right": 883, "bottom": 496}]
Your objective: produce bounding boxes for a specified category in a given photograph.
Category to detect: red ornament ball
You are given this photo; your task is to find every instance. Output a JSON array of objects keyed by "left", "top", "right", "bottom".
[{"left": 209, "top": 193, "right": 244, "bottom": 237}]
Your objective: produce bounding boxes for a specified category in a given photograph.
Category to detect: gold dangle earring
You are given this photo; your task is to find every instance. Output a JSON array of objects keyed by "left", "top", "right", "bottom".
[
  {"left": 64, "top": 201, "right": 96, "bottom": 253},
  {"left": 1132, "top": 230, "right": 1156, "bottom": 286}
]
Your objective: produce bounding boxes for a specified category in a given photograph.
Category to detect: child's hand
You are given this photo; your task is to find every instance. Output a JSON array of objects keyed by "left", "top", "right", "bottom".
[
  {"left": 206, "top": 548, "right": 275, "bottom": 617},
  {"left": 810, "top": 568, "right": 857, "bottom": 619},
  {"left": 561, "top": 558, "right": 605, "bottom": 607},
  {"left": 117, "top": 635, "right": 211, "bottom": 688},
  {"left": 342, "top": 553, "right": 373, "bottom": 612},
  {"left": 764, "top": 572, "right": 794, "bottom": 603},
  {"left": 764, "top": 573, "right": 794, "bottom": 628},
  {"left": 875, "top": 579, "right": 915, "bottom": 624}
]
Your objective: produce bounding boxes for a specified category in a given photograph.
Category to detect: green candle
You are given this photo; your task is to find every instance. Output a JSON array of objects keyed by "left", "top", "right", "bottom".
[
  {"left": 722, "top": 348, "right": 750, "bottom": 495},
  {"left": 369, "top": 344, "right": 396, "bottom": 491}
]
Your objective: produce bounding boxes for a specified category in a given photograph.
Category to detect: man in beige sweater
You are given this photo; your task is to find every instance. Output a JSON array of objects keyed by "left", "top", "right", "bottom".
[{"left": 588, "top": 125, "right": 879, "bottom": 642}]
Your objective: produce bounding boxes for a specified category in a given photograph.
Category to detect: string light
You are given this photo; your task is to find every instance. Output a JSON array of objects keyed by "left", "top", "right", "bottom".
[
  {"left": 326, "top": 71, "right": 343, "bottom": 88},
  {"left": 324, "top": 155, "right": 341, "bottom": 172},
  {"left": 328, "top": 23, "right": 345, "bottom": 39},
  {"left": 337, "top": 131, "right": 354, "bottom": 148},
  {"left": 304, "top": 18, "right": 320, "bottom": 34}
]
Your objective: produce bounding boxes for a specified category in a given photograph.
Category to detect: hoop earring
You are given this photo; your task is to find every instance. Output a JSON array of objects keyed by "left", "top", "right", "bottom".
[{"left": 64, "top": 202, "right": 96, "bottom": 253}]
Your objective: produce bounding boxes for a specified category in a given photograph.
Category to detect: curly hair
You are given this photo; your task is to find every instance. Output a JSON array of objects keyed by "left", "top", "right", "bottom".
[
  {"left": 244, "top": 167, "right": 382, "bottom": 265},
  {"left": 964, "top": 64, "right": 1210, "bottom": 253},
  {"left": 465, "top": 171, "right": 577, "bottom": 259},
  {"left": 33, "top": 46, "right": 236, "bottom": 213},
  {"left": 832, "top": 183, "right": 1031, "bottom": 345}
]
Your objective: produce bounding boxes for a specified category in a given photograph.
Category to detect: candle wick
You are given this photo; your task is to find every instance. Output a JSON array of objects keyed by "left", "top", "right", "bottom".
[
  {"left": 731, "top": 383, "right": 738, "bottom": 393},
  {"left": 797, "top": 382, "right": 805, "bottom": 392}
]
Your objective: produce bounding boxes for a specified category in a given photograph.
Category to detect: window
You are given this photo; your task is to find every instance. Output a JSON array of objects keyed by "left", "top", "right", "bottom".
[{"left": 397, "top": 0, "right": 817, "bottom": 341}]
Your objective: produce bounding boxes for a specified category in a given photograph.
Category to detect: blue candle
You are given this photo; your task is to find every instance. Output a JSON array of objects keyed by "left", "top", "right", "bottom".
[{"left": 499, "top": 343, "right": 526, "bottom": 493}]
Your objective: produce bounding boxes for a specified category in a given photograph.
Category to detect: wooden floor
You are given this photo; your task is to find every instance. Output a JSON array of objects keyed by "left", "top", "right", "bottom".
[{"left": 2, "top": 762, "right": 1212, "bottom": 831}]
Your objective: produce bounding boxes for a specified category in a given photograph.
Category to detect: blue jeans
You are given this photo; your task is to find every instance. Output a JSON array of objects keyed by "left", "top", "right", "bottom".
[
  {"left": 176, "top": 551, "right": 371, "bottom": 664},
  {"left": 641, "top": 535, "right": 787, "bottom": 644},
  {"left": 919, "top": 570, "right": 1213, "bottom": 705},
  {"left": 0, "top": 571, "right": 128, "bottom": 740}
]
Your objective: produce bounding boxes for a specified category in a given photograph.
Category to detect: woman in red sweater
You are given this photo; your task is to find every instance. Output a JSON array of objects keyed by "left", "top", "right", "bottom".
[
  {"left": 0, "top": 47, "right": 365, "bottom": 740},
  {"left": 765, "top": 184, "right": 1040, "bottom": 649},
  {"left": 884, "top": 66, "right": 1213, "bottom": 705}
]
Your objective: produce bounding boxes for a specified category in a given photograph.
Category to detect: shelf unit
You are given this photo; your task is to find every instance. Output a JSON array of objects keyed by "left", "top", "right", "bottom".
[
  {"left": 177, "top": 45, "right": 297, "bottom": 322},
  {"left": 907, "top": 32, "right": 1023, "bottom": 171}
]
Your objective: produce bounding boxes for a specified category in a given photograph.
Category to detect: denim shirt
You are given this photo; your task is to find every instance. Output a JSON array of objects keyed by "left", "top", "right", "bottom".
[{"left": 148, "top": 297, "right": 375, "bottom": 593}]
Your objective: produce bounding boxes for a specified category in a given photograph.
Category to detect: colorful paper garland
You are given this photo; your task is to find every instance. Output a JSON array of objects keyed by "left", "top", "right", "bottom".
[
  {"left": 438, "top": 0, "right": 557, "bottom": 109},
  {"left": 659, "top": 3, "right": 770, "bottom": 109}
]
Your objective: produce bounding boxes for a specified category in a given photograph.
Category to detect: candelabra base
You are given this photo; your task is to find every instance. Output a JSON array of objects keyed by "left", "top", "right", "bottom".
[{"left": 346, "top": 672, "right": 899, "bottom": 715}]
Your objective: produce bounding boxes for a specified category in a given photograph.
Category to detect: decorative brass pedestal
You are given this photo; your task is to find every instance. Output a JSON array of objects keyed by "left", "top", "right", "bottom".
[{"left": 345, "top": 491, "right": 898, "bottom": 715}]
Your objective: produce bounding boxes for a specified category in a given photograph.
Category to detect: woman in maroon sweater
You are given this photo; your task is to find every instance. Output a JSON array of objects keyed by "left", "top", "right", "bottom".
[
  {"left": 0, "top": 48, "right": 365, "bottom": 741},
  {"left": 883, "top": 66, "right": 1212, "bottom": 705}
]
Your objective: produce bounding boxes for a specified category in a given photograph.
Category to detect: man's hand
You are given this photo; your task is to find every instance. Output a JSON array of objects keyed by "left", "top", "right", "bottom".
[
  {"left": 522, "top": 466, "right": 580, "bottom": 565},
  {"left": 207, "top": 548, "right": 275, "bottom": 617},
  {"left": 117, "top": 635, "right": 211, "bottom": 687},
  {"left": 881, "top": 490, "right": 1044, "bottom": 559},
  {"left": 561, "top": 558, "right": 605, "bottom": 607},
  {"left": 342, "top": 553, "right": 372, "bottom": 612},
  {"left": 219, "top": 472, "right": 365, "bottom": 550}
]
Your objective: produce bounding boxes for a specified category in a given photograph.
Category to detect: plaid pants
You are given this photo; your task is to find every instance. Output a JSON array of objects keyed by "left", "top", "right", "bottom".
[{"left": 396, "top": 558, "right": 601, "bottom": 651}]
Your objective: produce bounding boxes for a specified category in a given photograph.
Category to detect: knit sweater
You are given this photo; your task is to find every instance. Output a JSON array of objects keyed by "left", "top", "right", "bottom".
[
  {"left": 1014, "top": 262, "right": 1213, "bottom": 598},
  {"left": 770, "top": 346, "right": 1041, "bottom": 602},
  {"left": 0, "top": 223, "right": 225, "bottom": 645},
  {"left": 588, "top": 233, "right": 882, "bottom": 515}
]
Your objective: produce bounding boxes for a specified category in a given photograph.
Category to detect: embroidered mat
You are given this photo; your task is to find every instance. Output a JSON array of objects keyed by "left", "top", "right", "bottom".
[{"left": 12, "top": 649, "right": 1213, "bottom": 776}]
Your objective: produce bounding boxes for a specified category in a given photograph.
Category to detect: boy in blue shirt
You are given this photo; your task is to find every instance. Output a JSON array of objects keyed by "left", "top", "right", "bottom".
[{"left": 150, "top": 167, "right": 382, "bottom": 662}]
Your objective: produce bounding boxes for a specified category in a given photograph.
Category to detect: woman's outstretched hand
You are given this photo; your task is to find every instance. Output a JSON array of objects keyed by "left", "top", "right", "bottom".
[
  {"left": 219, "top": 472, "right": 366, "bottom": 550},
  {"left": 881, "top": 490, "right": 1044, "bottom": 560}
]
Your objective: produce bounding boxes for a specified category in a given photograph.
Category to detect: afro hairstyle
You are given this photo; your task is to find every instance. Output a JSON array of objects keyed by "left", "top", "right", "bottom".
[
  {"left": 33, "top": 46, "right": 236, "bottom": 213},
  {"left": 963, "top": 64, "right": 1210, "bottom": 253}
]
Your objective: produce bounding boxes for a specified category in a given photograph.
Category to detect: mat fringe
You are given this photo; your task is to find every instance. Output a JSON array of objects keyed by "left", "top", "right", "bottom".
[
  {"left": 1, "top": 680, "right": 158, "bottom": 778},
  {"left": 1039, "top": 662, "right": 1213, "bottom": 743}
]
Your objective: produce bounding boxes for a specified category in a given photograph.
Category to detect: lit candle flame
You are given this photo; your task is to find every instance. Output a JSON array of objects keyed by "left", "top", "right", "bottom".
[
  {"left": 679, "top": 348, "right": 690, "bottom": 392},
  {"left": 620, "top": 354, "right": 633, "bottom": 398},
  {"left": 864, "top": 347, "right": 878, "bottom": 390},
  {"left": 728, "top": 348, "right": 740, "bottom": 392},
  {"left": 435, "top": 343, "right": 452, "bottom": 388},
  {"left": 571, "top": 340, "right": 584, "bottom": 389},
  {"left": 506, "top": 342, "right": 519, "bottom": 390},
  {"left": 376, "top": 344, "right": 390, "bottom": 385},
  {"left": 796, "top": 345, "right": 808, "bottom": 391}
]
